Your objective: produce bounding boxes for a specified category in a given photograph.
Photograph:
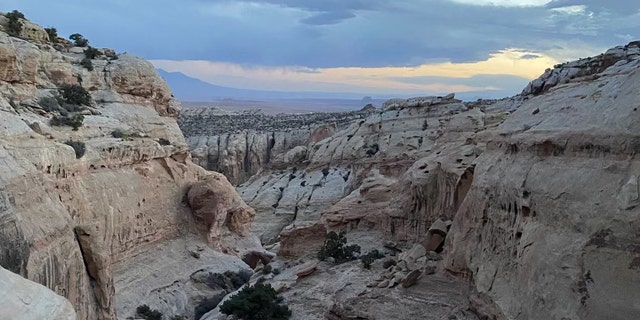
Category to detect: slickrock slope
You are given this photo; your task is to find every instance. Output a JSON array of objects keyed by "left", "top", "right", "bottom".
[
  {"left": 0, "top": 266, "right": 76, "bottom": 320},
  {"left": 446, "top": 41, "right": 640, "bottom": 320},
  {"left": 0, "top": 14, "right": 257, "bottom": 320}
]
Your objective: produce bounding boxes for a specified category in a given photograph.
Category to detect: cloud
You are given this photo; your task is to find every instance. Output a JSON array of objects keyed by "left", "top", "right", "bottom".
[
  {"left": 520, "top": 54, "right": 541, "bottom": 59},
  {"left": 5, "top": 0, "right": 639, "bottom": 98},
  {"left": 301, "top": 11, "right": 356, "bottom": 25},
  {"left": 152, "top": 48, "right": 557, "bottom": 98},
  {"left": 448, "top": 0, "right": 551, "bottom": 7},
  {"left": 5, "top": 0, "right": 639, "bottom": 70}
]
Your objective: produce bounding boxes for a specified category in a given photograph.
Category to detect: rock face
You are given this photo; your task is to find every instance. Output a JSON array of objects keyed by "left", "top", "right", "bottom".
[
  {"left": 522, "top": 41, "right": 640, "bottom": 96},
  {"left": 0, "top": 17, "right": 253, "bottom": 320},
  {"left": 446, "top": 41, "right": 640, "bottom": 320},
  {"left": 185, "top": 41, "right": 640, "bottom": 320},
  {"left": 237, "top": 94, "right": 493, "bottom": 244},
  {"left": 0, "top": 266, "right": 77, "bottom": 320},
  {"left": 180, "top": 108, "right": 373, "bottom": 184},
  {"left": 187, "top": 172, "right": 257, "bottom": 252}
]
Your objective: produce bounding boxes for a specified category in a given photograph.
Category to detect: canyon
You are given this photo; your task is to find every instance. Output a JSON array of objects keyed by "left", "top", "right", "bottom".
[{"left": 1, "top": 12, "right": 639, "bottom": 320}]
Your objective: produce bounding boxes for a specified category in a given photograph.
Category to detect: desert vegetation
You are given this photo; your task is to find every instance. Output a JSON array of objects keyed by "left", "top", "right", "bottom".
[{"left": 5, "top": 10, "right": 24, "bottom": 37}]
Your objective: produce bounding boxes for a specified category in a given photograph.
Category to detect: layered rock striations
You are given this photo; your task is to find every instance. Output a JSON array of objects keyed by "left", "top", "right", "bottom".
[
  {"left": 180, "top": 107, "right": 374, "bottom": 184},
  {"left": 236, "top": 94, "right": 504, "bottom": 244},
  {"left": 446, "top": 41, "right": 640, "bottom": 320},
  {"left": 184, "top": 41, "right": 640, "bottom": 320},
  {"left": 0, "top": 13, "right": 256, "bottom": 320}
]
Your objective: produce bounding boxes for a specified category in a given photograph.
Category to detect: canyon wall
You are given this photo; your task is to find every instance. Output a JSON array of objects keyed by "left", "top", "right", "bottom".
[
  {"left": 0, "top": 14, "right": 256, "bottom": 320},
  {"left": 183, "top": 42, "right": 640, "bottom": 319},
  {"left": 446, "top": 42, "right": 640, "bottom": 320},
  {"left": 180, "top": 107, "right": 373, "bottom": 185},
  {"left": 227, "top": 95, "right": 515, "bottom": 244}
]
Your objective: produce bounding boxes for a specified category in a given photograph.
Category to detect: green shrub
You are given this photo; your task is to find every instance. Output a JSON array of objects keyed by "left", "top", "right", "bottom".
[
  {"left": 59, "top": 84, "right": 92, "bottom": 106},
  {"left": 203, "top": 270, "right": 251, "bottom": 291},
  {"left": 80, "top": 57, "right": 93, "bottom": 71},
  {"left": 382, "top": 258, "right": 397, "bottom": 269},
  {"left": 84, "top": 46, "right": 101, "bottom": 59},
  {"left": 111, "top": 129, "right": 128, "bottom": 139},
  {"left": 38, "top": 96, "right": 60, "bottom": 112},
  {"left": 157, "top": 138, "right": 171, "bottom": 146},
  {"left": 51, "top": 114, "right": 84, "bottom": 130},
  {"left": 365, "top": 143, "right": 379, "bottom": 156},
  {"left": 318, "top": 231, "right": 361, "bottom": 264},
  {"left": 69, "top": 33, "right": 88, "bottom": 47},
  {"left": 136, "top": 305, "right": 162, "bottom": 320},
  {"left": 194, "top": 292, "right": 226, "bottom": 320},
  {"left": 360, "top": 249, "right": 385, "bottom": 269},
  {"left": 219, "top": 283, "right": 291, "bottom": 320},
  {"left": 6, "top": 10, "right": 24, "bottom": 37},
  {"left": 65, "top": 140, "right": 86, "bottom": 158},
  {"left": 44, "top": 27, "right": 57, "bottom": 41}
]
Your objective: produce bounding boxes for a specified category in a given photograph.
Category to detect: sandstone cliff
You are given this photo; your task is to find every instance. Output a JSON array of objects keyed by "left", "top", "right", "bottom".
[
  {"left": 234, "top": 94, "right": 513, "bottom": 244},
  {"left": 184, "top": 42, "right": 640, "bottom": 320},
  {"left": 446, "top": 41, "right": 640, "bottom": 320},
  {"left": 180, "top": 107, "right": 374, "bottom": 185},
  {"left": 0, "top": 13, "right": 256, "bottom": 320}
]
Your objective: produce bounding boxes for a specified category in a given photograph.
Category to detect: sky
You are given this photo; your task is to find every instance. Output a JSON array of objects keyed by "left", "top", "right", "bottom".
[{"left": 3, "top": 0, "right": 640, "bottom": 99}]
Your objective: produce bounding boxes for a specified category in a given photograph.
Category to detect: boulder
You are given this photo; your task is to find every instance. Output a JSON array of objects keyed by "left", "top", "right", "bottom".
[
  {"left": 401, "top": 270, "right": 422, "bottom": 288},
  {"left": 278, "top": 222, "right": 327, "bottom": 258},
  {"left": 0, "top": 266, "right": 76, "bottom": 320},
  {"left": 294, "top": 259, "right": 320, "bottom": 278},
  {"left": 187, "top": 173, "right": 256, "bottom": 248}
]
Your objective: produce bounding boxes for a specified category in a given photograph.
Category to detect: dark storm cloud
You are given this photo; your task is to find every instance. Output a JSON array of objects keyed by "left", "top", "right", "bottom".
[
  {"left": 300, "top": 11, "right": 356, "bottom": 25},
  {"left": 2, "top": 0, "right": 639, "bottom": 68}
]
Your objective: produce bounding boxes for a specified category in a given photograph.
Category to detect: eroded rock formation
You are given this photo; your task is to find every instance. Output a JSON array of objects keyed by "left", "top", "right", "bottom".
[
  {"left": 0, "top": 14, "right": 255, "bottom": 319},
  {"left": 184, "top": 41, "right": 640, "bottom": 320},
  {"left": 180, "top": 107, "right": 373, "bottom": 184},
  {"left": 236, "top": 94, "right": 499, "bottom": 244},
  {"left": 446, "top": 41, "right": 640, "bottom": 320}
]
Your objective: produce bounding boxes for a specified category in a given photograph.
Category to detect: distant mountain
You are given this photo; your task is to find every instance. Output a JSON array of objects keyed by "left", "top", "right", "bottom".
[{"left": 157, "top": 69, "right": 383, "bottom": 101}]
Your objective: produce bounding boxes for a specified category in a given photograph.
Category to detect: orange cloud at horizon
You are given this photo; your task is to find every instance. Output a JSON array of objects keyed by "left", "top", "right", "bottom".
[{"left": 152, "top": 48, "right": 559, "bottom": 95}]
